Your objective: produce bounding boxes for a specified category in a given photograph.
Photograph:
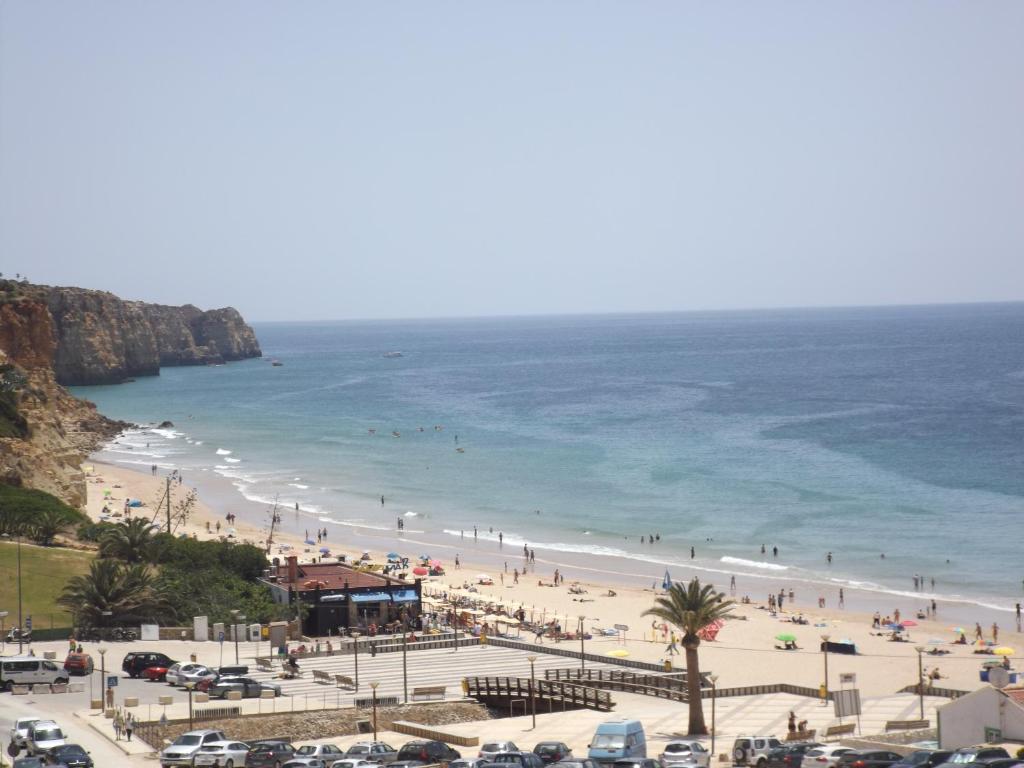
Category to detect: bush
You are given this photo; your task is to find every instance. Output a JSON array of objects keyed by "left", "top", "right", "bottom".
[{"left": 0, "top": 484, "right": 87, "bottom": 543}]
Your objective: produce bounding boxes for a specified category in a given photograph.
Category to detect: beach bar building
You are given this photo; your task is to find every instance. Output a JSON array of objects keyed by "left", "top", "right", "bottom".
[
  {"left": 262, "top": 555, "right": 422, "bottom": 636},
  {"left": 937, "top": 684, "right": 1024, "bottom": 749}
]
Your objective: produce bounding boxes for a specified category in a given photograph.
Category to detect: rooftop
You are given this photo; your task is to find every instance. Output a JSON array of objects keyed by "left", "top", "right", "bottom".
[{"left": 269, "top": 559, "right": 411, "bottom": 592}]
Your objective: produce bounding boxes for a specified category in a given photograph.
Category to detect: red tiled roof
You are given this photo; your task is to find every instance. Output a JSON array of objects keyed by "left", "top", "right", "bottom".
[
  {"left": 272, "top": 562, "right": 403, "bottom": 592},
  {"left": 1003, "top": 687, "right": 1024, "bottom": 705}
]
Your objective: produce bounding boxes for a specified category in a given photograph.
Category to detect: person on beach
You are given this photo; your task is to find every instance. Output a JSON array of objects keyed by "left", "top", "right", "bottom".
[
  {"left": 730, "top": 575, "right": 736, "bottom": 595},
  {"left": 788, "top": 711, "right": 797, "bottom": 733},
  {"left": 975, "top": 622, "right": 983, "bottom": 642},
  {"left": 992, "top": 623, "right": 999, "bottom": 642},
  {"left": 666, "top": 632, "right": 679, "bottom": 655},
  {"left": 773, "top": 546, "right": 778, "bottom": 557},
  {"left": 827, "top": 552, "right": 832, "bottom": 564},
  {"left": 513, "top": 568, "right": 519, "bottom": 584},
  {"left": 113, "top": 710, "right": 123, "bottom": 741},
  {"left": 761, "top": 544, "right": 766, "bottom": 554},
  {"left": 455, "top": 554, "right": 460, "bottom": 569},
  {"left": 839, "top": 588, "right": 845, "bottom": 608},
  {"left": 690, "top": 546, "right": 695, "bottom": 559},
  {"left": 1016, "top": 603, "right": 1021, "bottom": 631}
]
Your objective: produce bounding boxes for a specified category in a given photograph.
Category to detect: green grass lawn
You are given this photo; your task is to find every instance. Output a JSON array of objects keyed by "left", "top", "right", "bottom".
[{"left": 0, "top": 540, "right": 93, "bottom": 630}]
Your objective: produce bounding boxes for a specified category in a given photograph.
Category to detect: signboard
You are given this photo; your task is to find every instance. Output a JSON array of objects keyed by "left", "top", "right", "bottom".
[
  {"left": 107, "top": 676, "right": 119, "bottom": 688},
  {"left": 839, "top": 673, "right": 856, "bottom": 684},
  {"left": 833, "top": 688, "right": 861, "bottom": 718},
  {"left": 984, "top": 727, "right": 1002, "bottom": 743},
  {"left": 614, "top": 624, "right": 629, "bottom": 631},
  {"left": 24, "top": 617, "right": 31, "bottom": 629},
  {"left": 218, "top": 631, "right": 225, "bottom": 643}
]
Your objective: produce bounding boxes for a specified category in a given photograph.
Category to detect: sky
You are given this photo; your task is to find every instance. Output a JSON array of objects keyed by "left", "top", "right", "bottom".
[{"left": 1, "top": 2, "right": 1022, "bottom": 322}]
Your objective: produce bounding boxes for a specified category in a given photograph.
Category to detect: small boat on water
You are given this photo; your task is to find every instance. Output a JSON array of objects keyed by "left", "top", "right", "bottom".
[
  {"left": 382, "top": 351, "right": 403, "bottom": 358},
  {"left": 392, "top": 431, "right": 401, "bottom": 438},
  {"left": 270, "top": 359, "right": 284, "bottom": 366},
  {"left": 368, "top": 428, "right": 377, "bottom": 435},
  {"left": 456, "top": 447, "right": 465, "bottom": 453}
]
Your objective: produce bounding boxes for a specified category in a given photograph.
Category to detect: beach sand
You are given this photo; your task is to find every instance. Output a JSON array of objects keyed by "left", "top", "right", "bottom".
[{"left": 84, "top": 459, "right": 1024, "bottom": 699}]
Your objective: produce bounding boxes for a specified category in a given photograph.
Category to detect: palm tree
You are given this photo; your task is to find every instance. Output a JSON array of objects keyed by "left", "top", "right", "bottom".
[
  {"left": 99, "top": 518, "right": 156, "bottom": 563},
  {"left": 644, "top": 578, "right": 735, "bottom": 735},
  {"left": 58, "top": 559, "right": 169, "bottom": 628}
]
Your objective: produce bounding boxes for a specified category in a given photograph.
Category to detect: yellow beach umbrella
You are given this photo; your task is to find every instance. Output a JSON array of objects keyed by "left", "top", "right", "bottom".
[
  {"left": 993, "top": 646, "right": 1015, "bottom": 655},
  {"left": 606, "top": 649, "right": 630, "bottom": 658}
]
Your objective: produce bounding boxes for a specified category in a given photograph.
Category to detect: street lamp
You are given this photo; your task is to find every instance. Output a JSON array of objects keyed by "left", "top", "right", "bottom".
[
  {"left": 579, "top": 615, "right": 586, "bottom": 670},
  {"left": 401, "top": 620, "right": 409, "bottom": 703},
  {"left": 230, "top": 610, "right": 246, "bottom": 664},
  {"left": 709, "top": 674, "right": 719, "bottom": 757},
  {"left": 527, "top": 655, "right": 537, "bottom": 729},
  {"left": 914, "top": 645, "right": 926, "bottom": 720},
  {"left": 370, "top": 682, "right": 379, "bottom": 739},
  {"left": 98, "top": 647, "right": 107, "bottom": 710},
  {"left": 820, "top": 634, "right": 830, "bottom": 705},
  {"left": 184, "top": 681, "right": 195, "bottom": 730},
  {"left": 2, "top": 534, "right": 24, "bottom": 652},
  {"left": 351, "top": 631, "right": 361, "bottom": 691}
]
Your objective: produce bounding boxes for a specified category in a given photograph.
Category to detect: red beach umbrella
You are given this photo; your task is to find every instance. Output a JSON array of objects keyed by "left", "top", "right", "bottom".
[{"left": 412, "top": 566, "right": 429, "bottom": 576}]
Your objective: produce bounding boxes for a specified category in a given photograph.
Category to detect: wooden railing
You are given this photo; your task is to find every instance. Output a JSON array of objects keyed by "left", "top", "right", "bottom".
[
  {"left": 390, "top": 720, "right": 479, "bottom": 747},
  {"left": 898, "top": 683, "right": 968, "bottom": 699},
  {"left": 700, "top": 682, "right": 832, "bottom": 700},
  {"left": 465, "top": 675, "right": 614, "bottom": 712},
  {"left": 545, "top": 667, "right": 689, "bottom": 702}
]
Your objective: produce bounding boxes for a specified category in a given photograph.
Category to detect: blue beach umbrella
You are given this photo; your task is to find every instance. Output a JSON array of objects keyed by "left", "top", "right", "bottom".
[
  {"left": 662, "top": 570, "right": 672, "bottom": 590},
  {"left": 387, "top": 552, "right": 400, "bottom": 560},
  {"left": 320, "top": 547, "right": 330, "bottom": 554},
  {"left": 305, "top": 539, "right": 316, "bottom": 545}
]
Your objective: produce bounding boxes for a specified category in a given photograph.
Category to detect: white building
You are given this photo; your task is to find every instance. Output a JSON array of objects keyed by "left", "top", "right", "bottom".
[{"left": 937, "top": 685, "right": 1024, "bottom": 749}]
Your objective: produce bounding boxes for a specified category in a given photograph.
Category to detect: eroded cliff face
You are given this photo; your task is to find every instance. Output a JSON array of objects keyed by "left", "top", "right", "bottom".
[
  {"left": 41, "top": 285, "right": 261, "bottom": 385},
  {"left": 0, "top": 296, "right": 126, "bottom": 506}
]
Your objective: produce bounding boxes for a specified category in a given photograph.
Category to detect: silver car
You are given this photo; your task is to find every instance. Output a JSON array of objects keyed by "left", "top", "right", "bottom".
[
  {"left": 192, "top": 740, "right": 251, "bottom": 768},
  {"left": 481, "top": 743, "right": 522, "bottom": 761},
  {"left": 286, "top": 744, "right": 347, "bottom": 767},
  {"left": 208, "top": 676, "right": 282, "bottom": 699},
  {"left": 166, "top": 662, "right": 206, "bottom": 686},
  {"left": 343, "top": 743, "right": 399, "bottom": 764},
  {"left": 177, "top": 664, "right": 219, "bottom": 687},
  {"left": 330, "top": 761, "right": 380, "bottom": 768},
  {"left": 660, "top": 742, "right": 710, "bottom": 768},
  {"left": 9, "top": 718, "right": 39, "bottom": 750}
]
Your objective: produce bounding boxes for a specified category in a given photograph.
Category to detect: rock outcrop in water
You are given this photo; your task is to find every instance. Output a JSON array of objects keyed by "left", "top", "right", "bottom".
[{"left": 0, "top": 278, "right": 261, "bottom": 505}]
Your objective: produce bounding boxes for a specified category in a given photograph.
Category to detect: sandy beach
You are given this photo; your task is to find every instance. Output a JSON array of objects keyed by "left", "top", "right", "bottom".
[{"left": 84, "top": 458, "right": 1024, "bottom": 700}]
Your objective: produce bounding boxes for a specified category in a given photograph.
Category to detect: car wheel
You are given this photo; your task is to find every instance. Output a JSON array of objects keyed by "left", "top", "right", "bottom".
[
  {"left": 225, "top": 761, "right": 234, "bottom": 768},
  {"left": 55, "top": 677, "right": 69, "bottom": 685},
  {"left": 275, "top": 762, "right": 281, "bottom": 768},
  {"left": 757, "top": 760, "right": 767, "bottom": 768}
]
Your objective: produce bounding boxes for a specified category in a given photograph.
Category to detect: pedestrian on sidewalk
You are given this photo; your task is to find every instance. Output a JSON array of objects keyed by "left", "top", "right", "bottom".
[{"left": 125, "top": 712, "right": 134, "bottom": 742}]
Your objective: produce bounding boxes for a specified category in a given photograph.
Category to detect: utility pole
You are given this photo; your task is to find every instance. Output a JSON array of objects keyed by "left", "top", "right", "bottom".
[{"left": 166, "top": 476, "right": 172, "bottom": 533}]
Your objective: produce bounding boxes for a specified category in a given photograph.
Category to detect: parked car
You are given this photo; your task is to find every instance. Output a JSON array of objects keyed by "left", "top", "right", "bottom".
[
  {"left": 613, "top": 760, "right": 660, "bottom": 768},
  {"left": 143, "top": 664, "right": 173, "bottom": 682},
  {"left": 733, "top": 738, "right": 784, "bottom": 768},
  {"left": 177, "top": 664, "right": 219, "bottom": 687},
  {"left": 286, "top": 744, "right": 347, "bottom": 767},
  {"left": 9, "top": 718, "right": 40, "bottom": 750},
  {"left": 766, "top": 744, "right": 823, "bottom": 768},
  {"left": 452, "top": 760, "right": 491, "bottom": 768},
  {"left": 892, "top": 752, "right": 953, "bottom": 768},
  {"left": 489, "top": 753, "right": 546, "bottom": 768},
  {"left": 836, "top": 751, "right": 904, "bottom": 768},
  {"left": 13, "top": 758, "right": 46, "bottom": 768},
  {"left": 0, "top": 656, "right": 69, "bottom": 690},
  {"left": 209, "top": 676, "right": 282, "bottom": 699},
  {"left": 46, "top": 744, "right": 93, "bottom": 768},
  {"left": 390, "top": 740, "right": 461, "bottom": 768},
  {"left": 535, "top": 744, "right": 574, "bottom": 765},
  {"left": 343, "top": 742, "right": 399, "bottom": 763},
  {"left": 554, "top": 761, "right": 600, "bottom": 768},
  {"left": 123, "top": 651, "right": 176, "bottom": 678},
  {"left": 166, "top": 662, "right": 205, "bottom": 686},
  {"left": 192, "top": 740, "right": 252, "bottom": 768},
  {"left": 63, "top": 653, "right": 94, "bottom": 676},
  {"left": 973, "top": 761, "right": 1023, "bottom": 768},
  {"left": 330, "top": 761, "right": 380, "bottom": 768},
  {"left": 159, "top": 729, "right": 228, "bottom": 768},
  {"left": 659, "top": 740, "right": 711, "bottom": 768},
  {"left": 804, "top": 748, "right": 854, "bottom": 768},
  {"left": 947, "top": 750, "right": 1012, "bottom": 765},
  {"left": 482, "top": 744, "right": 522, "bottom": 761},
  {"left": 245, "top": 739, "right": 296, "bottom": 768}
]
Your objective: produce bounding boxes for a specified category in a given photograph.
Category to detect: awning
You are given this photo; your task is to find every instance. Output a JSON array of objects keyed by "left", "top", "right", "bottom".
[{"left": 319, "top": 589, "right": 420, "bottom": 604}]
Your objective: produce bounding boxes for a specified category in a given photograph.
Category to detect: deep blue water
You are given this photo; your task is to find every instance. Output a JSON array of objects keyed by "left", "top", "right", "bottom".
[{"left": 73, "top": 303, "right": 1024, "bottom": 611}]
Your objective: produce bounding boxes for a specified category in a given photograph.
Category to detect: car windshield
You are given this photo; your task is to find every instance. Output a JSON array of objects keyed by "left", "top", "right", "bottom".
[
  {"left": 34, "top": 729, "right": 62, "bottom": 741},
  {"left": 297, "top": 746, "right": 319, "bottom": 755},
  {"left": 350, "top": 746, "right": 369, "bottom": 754},
  {"left": 57, "top": 746, "right": 85, "bottom": 756},
  {"left": 594, "top": 736, "right": 626, "bottom": 749},
  {"left": 174, "top": 736, "right": 202, "bottom": 746},
  {"left": 666, "top": 746, "right": 692, "bottom": 754},
  {"left": 950, "top": 757, "right": 976, "bottom": 764},
  {"left": 485, "top": 745, "right": 508, "bottom": 752},
  {"left": 493, "top": 757, "right": 524, "bottom": 764}
]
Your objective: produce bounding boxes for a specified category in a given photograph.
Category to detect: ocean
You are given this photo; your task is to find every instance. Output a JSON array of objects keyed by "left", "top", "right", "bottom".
[{"left": 73, "top": 303, "right": 1024, "bottom": 618}]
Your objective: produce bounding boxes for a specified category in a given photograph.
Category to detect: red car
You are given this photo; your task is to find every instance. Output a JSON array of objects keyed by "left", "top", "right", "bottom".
[
  {"left": 142, "top": 665, "right": 171, "bottom": 682},
  {"left": 64, "top": 652, "right": 94, "bottom": 676}
]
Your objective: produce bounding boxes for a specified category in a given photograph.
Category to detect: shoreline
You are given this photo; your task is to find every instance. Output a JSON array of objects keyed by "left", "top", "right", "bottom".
[{"left": 85, "top": 457, "right": 1024, "bottom": 699}]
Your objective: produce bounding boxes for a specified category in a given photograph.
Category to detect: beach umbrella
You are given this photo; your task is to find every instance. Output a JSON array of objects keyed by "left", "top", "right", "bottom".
[
  {"left": 775, "top": 633, "right": 797, "bottom": 643},
  {"left": 606, "top": 649, "right": 630, "bottom": 658},
  {"left": 993, "top": 647, "right": 1015, "bottom": 656},
  {"left": 418, "top": 553, "right": 430, "bottom": 561},
  {"left": 901, "top": 620, "right": 918, "bottom": 627},
  {"left": 412, "top": 566, "right": 429, "bottom": 576},
  {"left": 950, "top": 627, "right": 965, "bottom": 633},
  {"left": 319, "top": 547, "right": 330, "bottom": 554},
  {"left": 386, "top": 552, "right": 400, "bottom": 560},
  {"left": 305, "top": 539, "right": 316, "bottom": 545},
  {"left": 429, "top": 559, "right": 443, "bottom": 567}
]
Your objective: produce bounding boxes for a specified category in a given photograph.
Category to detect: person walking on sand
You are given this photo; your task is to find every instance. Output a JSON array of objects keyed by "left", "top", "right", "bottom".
[
  {"left": 730, "top": 575, "right": 736, "bottom": 595},
  {"left": 839, "top": 588, "right": 845, "bottom": 608},
  {"left": 690, "top": 546, "right": 695, "bottom": 559},
  {"left": 975, "top": 622, "right": 983, "bottom": 642},
  {"left": 992, "top": 622, "right": 999, "bottom": 643},
  {"left": 1016, "top": 603, "right": 1021, "bottom": 632},
  {"left": 513, "top": 568, "right": 519, "bottom": 584}
]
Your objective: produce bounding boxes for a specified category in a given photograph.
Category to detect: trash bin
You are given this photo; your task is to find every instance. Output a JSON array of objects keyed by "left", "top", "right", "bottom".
[
  {"left": 664, "top": 659, "right": 672, "bottom": 672},
  {"left": 819, "top": 684, "right": 827, "bottom": 699}
]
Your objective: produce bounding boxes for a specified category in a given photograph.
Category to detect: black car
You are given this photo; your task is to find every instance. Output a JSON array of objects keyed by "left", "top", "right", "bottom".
[
  {"left": 535, "top": 744, "right": 574, "bottom": 765},
  {"left": 122, "top": 651, "right": 176, "bottom": 678},
  {"left": 767, "top": 745, "right": 823, "bottom": 768},
  {"left": 893, "top": 752, "right": 953, "bottom": 768},
  {"left": 46, "top": 744, "right": 93, "bottom": 768},
  {"left": 837, "top": 752, "right": 904, "bottom": 768},
  {"left": 391, "top": 740, "right": 462, "bottom": 768},
  {"left": 246, "top": 740, "right": 296, "bottom": 767},
  {"left": 490, "top": 753, "right": 546, "bottom": 768}
]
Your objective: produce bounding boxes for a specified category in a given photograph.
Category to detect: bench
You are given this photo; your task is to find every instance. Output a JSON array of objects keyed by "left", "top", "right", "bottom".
[
  {"left": 313, "top": 669, "right": 332, "bottom": 685},
  {"left": 335, "top": 674, "right": 356, "bottom": 690},
  {"left": 823, "top": 723, "right": 856, "bottom": 740},
  {"left": 255, "top": 657, "right": 274, "bottom": 672},
  {"left": 411, "top": 685, "right": 446, "bottom": 701},
  {"left": 885, "top": 719, "right": 929, "bottom": 731},
  {"left": 786, "top": 730, "right": 815, "bottom": 742}
]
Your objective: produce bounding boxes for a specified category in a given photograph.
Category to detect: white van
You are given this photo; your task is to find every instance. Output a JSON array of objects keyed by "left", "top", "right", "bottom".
[{"left": 0, "top": 656, "right": 69, "bottom": 691}]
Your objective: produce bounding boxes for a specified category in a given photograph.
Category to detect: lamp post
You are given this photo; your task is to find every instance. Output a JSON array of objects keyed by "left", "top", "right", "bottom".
[
  {"left": 370, "top": 681, "right": 379, "bottom": 739},
  {"left": 230, "top": 610, "right": 245, "bottom": 664},
  {"left": 527, "top": 655, "right": 537, "bottom": 729},
  {"left": 402, "top": 621, "right": 409, "bottom": 703},
  {"left": 821, "top": 634, "right": 830, "bottom": 705},
  {"left": 351, "top": 631, "right": 361, "bottom": 691},
  {"left": 101, "top": 610, "right": 113, "bottom": 642},
  {"left": 914, "top": 645, "right": 925, "bottom": 720},
  {"left": 98, "top": 647, "right": 107, "bottom": 710},
  {"left": 0, "top": 610, "right": 8, "bottom": 653},
  {"left": 2, "top": 534, "right": 24, "bottom": 652},
  {"left": 709, "top": 674, "right": 719, "bottom": 757},
  {"left": 579, "top": 615, "right": 586, "bottom": 670},
  {"left": 184, "top": 681, "right": 195, "bottom": 730}
]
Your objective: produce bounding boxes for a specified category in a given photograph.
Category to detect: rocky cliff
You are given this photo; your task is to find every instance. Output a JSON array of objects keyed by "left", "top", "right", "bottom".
[
  {"left": 0, "top": 279, "right": 262, "bottom": 505},
  {"left": 0, "top": 293, "right": 127, "bottom": 506},
  {"left": 43, "top": 286, "right": 261, "bottom": 385}
]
